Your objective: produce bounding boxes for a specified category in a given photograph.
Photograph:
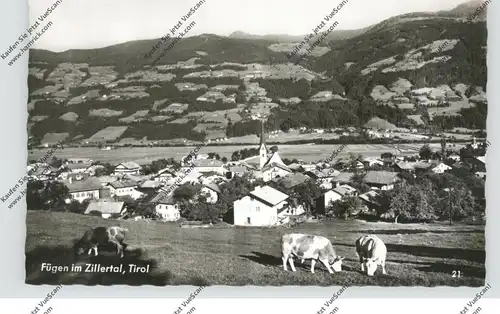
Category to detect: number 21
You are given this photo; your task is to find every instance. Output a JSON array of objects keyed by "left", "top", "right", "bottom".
[{"left": 452, "top": 270, "right": 461, "bottom": 278}]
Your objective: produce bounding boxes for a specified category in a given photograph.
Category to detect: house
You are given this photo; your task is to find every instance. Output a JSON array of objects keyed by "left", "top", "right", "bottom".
[
  {"left": 61, "top": 162, "right": 91, "bottom": 173},
  {"left": 363, "top": 157, "right": 385, "bottom": 167},
  {"left": 65, "top": 177, "right": 103, "bottom": 202},
  {"left": 84, "top": 201, "right": 126, "bottom": 219},
  {"left": 305, "top": 168, "right": 340, "bottom": 189},
  {"left": 188, "top": 159, "right": 225, "bottom": 175},
  {"left": 233, "top": 185, "right": 293, "bottom": 226},
  {"left": 473, "top": 155, "right": 486, "bottom": 172},
  {"left": 152, "top": 168, "right": 176, "bottom": 182},
  {"left": 66, "top": 158, "right": 93, "bottom": 164},
  {"left": 430, "top": 162, "right": 452, "bottom": 174},
  {"left": 363, "top": 171, "right": 400, "bottom": 190},
  {"left": 150, "top": 192, "right": 181, "bottom": 221},
  {"left": 262, "top": 160, "right": 292, "bottom": 182},
  {"left": 332, "top": 184, "right": 357, "bottom": 197},
  {"left": 27, "top": 163, "right": 58, "bottom": 181},
  {"left": 393, "top": 161, "right": 433, "bottom": 175},
  {"left": 448, "top": 153, "right": 461, "bottom": 162},
  {"left": 107, "top": 180, "right": 143, "bottom": 199},
  {"left": 227, "top": 165, "right": 248, "bottom": 179},
  {"left": 273, "top": 172, "right": 310, "bottom": 189},
  {"left": 359, "top": 190, "right": 381, "bottom": 214},
  {"left": 331, "top": 172, "right": 354, "bottom": 187},
  {"left": 200, "top": 183, "right": 221, "bottom": 204},
  {"left": 114, "top": 162, "right": 141, "bottom": 176},
  {"left": 138, "top": 180, "right": 163, "bottom": 191},
  {"left": 317, "top": 190, "right": 343, "bottom": 214}
]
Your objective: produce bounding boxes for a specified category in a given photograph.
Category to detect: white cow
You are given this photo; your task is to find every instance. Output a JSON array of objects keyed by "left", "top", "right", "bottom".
[
  {"left": 281, "top": 233, "right": 344, "bottom": 274},
  {"left": 355, "top": 235, "right": 387, "bottom": 276}
]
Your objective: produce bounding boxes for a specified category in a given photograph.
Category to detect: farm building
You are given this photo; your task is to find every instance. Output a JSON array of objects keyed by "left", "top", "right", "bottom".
[
  {"left": 200, "top": 183, "right": 221, "bottom": 204},
  {"left": 363, "top": 171, "right": 400, "bottom": 190},
  {"left": 305, "top": 168, "right": 340, "bottom": 190},
  {"left": 107, "top": 180, "right": 143, "bottom": 199},
  {"left": 430, "top": 162, "right": 452, "bottom": 174},
  {"left": 233, "top": 185, "right": 295, "bottom": 227},
  {"left": 84, "top": 201, "right": 126, "bottom": 219},
  {"left": 65, "top": 177, "right": 103, "bottom": 203},
  {"left": 150, "top": 192, "right": 181, "bottom": 221},
  {"left": 317, "top": 190, "right": 343, "bottom": 214},
  {"left": 188, "top": 159, "right": 225, "bottom": 175},
  {"left": 114, "top": 162, "right": 141, "bottom": 176}
]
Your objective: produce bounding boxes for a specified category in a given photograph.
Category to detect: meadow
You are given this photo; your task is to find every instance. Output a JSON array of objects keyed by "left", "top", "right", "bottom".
[
  {"left": 25, "top": 211, "right": 485, "bottom": 286},
  {"left": 28, "top": 143, "right": 457, "bottom": 165}
]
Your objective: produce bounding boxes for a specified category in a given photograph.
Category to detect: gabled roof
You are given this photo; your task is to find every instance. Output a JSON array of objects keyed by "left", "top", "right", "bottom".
[
  {"left": 203, "top": 183, "right": 221, "bottom": 194},
  {"left": 331, "top": 172, "right": 355, "bottom": 183},
  {"left": 262, "top": 161, "right": 292, "bottom": 173},
  {"left": 156, "top": 167, "right": 176, "bottom": 176},
  {"left": 150, "top": 192, "right": 175, "bottom": 205},
  {"left": 64, "top": 163, "right": 90, "bottom": 171},
  {"left": 191, "top": 159, "right": 224, "bottom": 167},
  {"left": 108, "top": 180, "right": 138, "bottom": 189},
  {"left": 84, "top": 201, "right": 125, "bottom": 215},
  {"left": 306, "top": 168, "right": 339, "bottom": 179},
  {"left": 359, "top": 190, "right": 380, "bottom": 205},
  {"left": 249, "top": 185, "right": 289, "bottom": 207},
  {"left": 116, "top": 161, "right": 141, "bottom": 169},
  {"left": 273, "top": 172, "right": 310, "bottom": 189},
  {"left": 333, "top": 184, "right": 357, "bottom": 196},
  {"left": 65, "top": 177, "right": 102, "bottom": 193},
  {"left": 475, "top": 156, "right": 486, "bottom": 164},
  {"left": 263, "top": 151, "right": 287, "bottom": 169},
  {"left": 363, "top": 171, "right": 399, "bottom": 185},
  {"left": 140, "top": 180, "right": 162, "bottom": 189}
]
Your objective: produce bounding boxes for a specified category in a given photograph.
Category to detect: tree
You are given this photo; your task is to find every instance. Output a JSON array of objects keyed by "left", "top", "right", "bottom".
[
  {"left": 42, "top": 181, "right": 71, "bottom": 211},
  {"left": 173, "top": 183, "right": 201, "bottom": 202},
  {"left": 385, "top": 180, "right": 439, "bottom": 223},
  {"left": 330, "top": 196, "right": 362, "bottom": 220},
  {"left": 419, "top": 144, "right": 433, "bottom": 160},
  {"left": 440, "top": 185, "right": 475, "bottom": 225},
  {"left": 290, "top": 180, "right": 322, "bottom": 216},
  {"left": 94, "top": 162, "right": 115, "bottom": 176},
  {"left": 221, "top": 156, "right": 228, "bottom": 163},
  {"left": 381, "top": 152, "right": 394, "bottom": 159}
]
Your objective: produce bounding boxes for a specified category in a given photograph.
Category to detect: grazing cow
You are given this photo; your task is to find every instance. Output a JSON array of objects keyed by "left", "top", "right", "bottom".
[
  {"left": 75, "top": 226, "right": 128, "bottom": 258},
  {"left": 355, "top": 235, "right": 387, "bottom": 276},
  {"left": 281, "top": 233, "right": 344, "bottom": 274}
]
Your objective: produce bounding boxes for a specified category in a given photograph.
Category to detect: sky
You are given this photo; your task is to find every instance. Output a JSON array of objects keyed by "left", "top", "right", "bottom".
[{"left": 28, "top": 0, "right": 471, "bottom": 52}]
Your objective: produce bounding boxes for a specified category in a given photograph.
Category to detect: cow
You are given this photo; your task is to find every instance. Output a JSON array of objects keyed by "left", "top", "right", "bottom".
[
  {"left": 281, "top": 233, "right": 345, "bottom": 274},
  {"left": 74, "top": 226, "right": 128, "bottom": 258},
  {"left": 355, "top": 235, "right": 387, "bottom": 276}
]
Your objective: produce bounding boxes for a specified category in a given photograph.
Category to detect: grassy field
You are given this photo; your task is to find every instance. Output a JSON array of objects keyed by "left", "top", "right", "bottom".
[{"left": 26, "top": 211, "right": 485, "bottom": 286}]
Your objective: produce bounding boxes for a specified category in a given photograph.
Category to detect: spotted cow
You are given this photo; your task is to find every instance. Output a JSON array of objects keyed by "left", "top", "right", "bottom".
[
  {"left": 281, "top": 233, "right": 344, "bottom": 274},
  {"left": 355, "top": 234, "right": 387, "bottom": 276},
  {"left": 75, "top": 226, "right": 128, "bottom": 258}
]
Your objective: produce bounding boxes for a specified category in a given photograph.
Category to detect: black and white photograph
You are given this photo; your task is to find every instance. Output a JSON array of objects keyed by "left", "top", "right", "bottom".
[{"left": 19, "top": 0, "right": 487, "bottom": 286}]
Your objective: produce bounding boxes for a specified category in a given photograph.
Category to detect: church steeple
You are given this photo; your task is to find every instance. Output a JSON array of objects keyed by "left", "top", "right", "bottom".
[{"left": 259, "top": 120, "right": 268, "bottom": 170}]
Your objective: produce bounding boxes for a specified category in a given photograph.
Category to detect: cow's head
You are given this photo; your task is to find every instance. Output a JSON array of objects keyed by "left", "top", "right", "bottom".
[
  {"left": 364, "top": 258, "right": 378, "bottom": 276},
  {"left": 329, "top": 256, "right": 345, "bottom": 272}
]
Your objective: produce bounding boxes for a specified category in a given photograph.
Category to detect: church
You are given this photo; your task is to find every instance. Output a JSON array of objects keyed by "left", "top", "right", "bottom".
[{"left": 257, "top": 121, "right": 292, "bottom": 182}]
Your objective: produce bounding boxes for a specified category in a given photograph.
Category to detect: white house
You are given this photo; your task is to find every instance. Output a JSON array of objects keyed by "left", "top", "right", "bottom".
[
  {"left": 200, "top": 183, "right": 221, "bottom": 204},
  {"left": 114, "top": 162, "right": 141, "bottom": 176},
  {"left": 233, "top": 185, "right": 290, "bottom": 227},
  {"left": 321, "top": 190, "right": 343, "bottom": 211},
  {"left": 84, "top": 201, "right": 126, "bottom": 219},
  {"left": 188, "top": 159, "right": 225, "bottom": 175},
  {"left": 107, "top": 180, "right": 143, "bottom": 199},
  {"left": 305, "top": 168, "right": 340, "bottom": 190},
  {"left": 152, "top": 168, "right": 177, "bottom": 182},
  {"left": 431, "top": 162, "right": 452, "bottom": 174},
  {"left": 65, "top": 177, "right": 102, "bottom": 203},
  {"left": 151, "top": 192, "right": 181, "bottom": 221}
]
